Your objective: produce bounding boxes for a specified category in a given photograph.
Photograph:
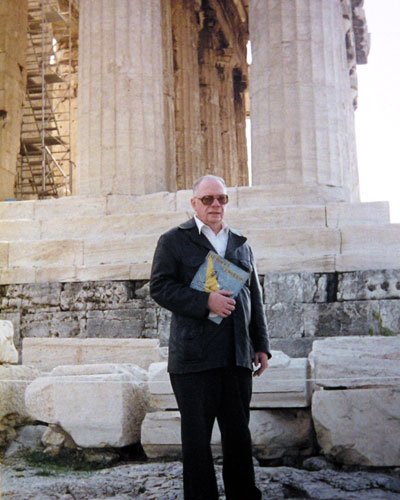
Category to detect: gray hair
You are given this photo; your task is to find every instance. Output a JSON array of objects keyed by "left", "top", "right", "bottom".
[{"left": 192, "top": 175, "right": 226, "bottom": 194}]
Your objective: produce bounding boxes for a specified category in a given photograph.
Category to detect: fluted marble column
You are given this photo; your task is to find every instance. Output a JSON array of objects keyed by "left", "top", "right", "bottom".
[
  {"left": 0, "top": 0, "right": 27, "bottom": 199},
  {"left": 199, "top": 42, "right": 224, "bottom": 179},
  {"left": 77, "top": 0, "right": 168, "bottom": 196},
  {"left": 250, "top": 0, "right": 359, "bottom": 202},
  {"left": 217, "top": 53, "right": 239, "bottom": 187},
  {"left": 233, "top": 68, "right": 249, "bottom": 187},
  {"left": 172, "top": 0, "right": 202, "bottom": 190}
]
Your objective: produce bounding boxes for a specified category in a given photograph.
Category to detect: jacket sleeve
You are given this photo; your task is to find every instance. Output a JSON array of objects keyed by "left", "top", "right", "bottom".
[
  {"left": 248, "top": 247, "right": 272, "bottom": 358},
  {"left": 150, "top": 232, "right": 210, "bottom": 319}
]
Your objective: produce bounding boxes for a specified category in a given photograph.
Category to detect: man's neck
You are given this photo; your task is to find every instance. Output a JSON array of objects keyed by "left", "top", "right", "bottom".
[
  {"left": 194, "top": 215, "right": 224, "bottom": 235},
  {"left": 209, "top": 223, "right": 223, "bottom": 235}
]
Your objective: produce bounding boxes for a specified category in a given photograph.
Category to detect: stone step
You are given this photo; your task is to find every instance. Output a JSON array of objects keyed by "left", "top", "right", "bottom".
[
  {"left": 0, "top": 189, "right": 391, "bottom": 223},
  {"left": 0, "top": 227, "right": 341, "bottom": 269},
  {"left": 0, "top": 208, "right": 325, "bottom": 241},
  {"left": 0, "top": 202, "right": 390, "bottom": 241},
  {"left": 337, "top": 224, "right": 400, "bottom": 271},
  {"left": 0, "top": 263, "right": 151, "bottom": 285},
  {"left": 1, "top": 223, "right": 400, "bottom": 283}
]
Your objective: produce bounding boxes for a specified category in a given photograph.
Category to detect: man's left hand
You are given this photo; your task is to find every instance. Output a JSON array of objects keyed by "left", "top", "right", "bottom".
[{"left": 253, "top": 352, "right": 268, "bottom": 377}]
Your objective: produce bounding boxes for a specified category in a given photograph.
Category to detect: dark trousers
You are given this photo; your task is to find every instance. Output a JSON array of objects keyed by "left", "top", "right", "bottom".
[{"left": 170, "top": 366, "right": 262, "bottom": 500}]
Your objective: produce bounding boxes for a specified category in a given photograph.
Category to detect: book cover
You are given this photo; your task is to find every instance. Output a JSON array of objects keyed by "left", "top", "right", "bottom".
[{"left": 190, "top": 251, "right": 250, "bottom": 324}]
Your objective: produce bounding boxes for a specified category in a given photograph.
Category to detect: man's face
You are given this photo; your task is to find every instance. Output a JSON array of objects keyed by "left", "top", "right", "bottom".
[{"left": 191, "top": 178, "right": 227, "bottom": 229}]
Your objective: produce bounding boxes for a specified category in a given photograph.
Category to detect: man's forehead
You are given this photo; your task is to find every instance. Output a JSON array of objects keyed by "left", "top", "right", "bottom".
[{"left": 196, "top": 179, "right": 226, "bottom": 193}]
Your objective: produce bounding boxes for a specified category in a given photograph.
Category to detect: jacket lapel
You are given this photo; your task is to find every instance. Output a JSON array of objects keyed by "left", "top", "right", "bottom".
[
  {"left": 179, "top": 218, "right": 216, "bottom": 253},
  {"left": 225, "top": 230, "right": 247, "bottom": 260}
]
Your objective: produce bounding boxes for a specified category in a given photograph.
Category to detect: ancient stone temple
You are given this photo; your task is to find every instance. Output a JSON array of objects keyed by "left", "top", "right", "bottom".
[
  {"left": 1, "top": 0, "right": 400, "bottom": 477},
  {"left": 0, "top": 0, "right": 399, "bottom": 357}
]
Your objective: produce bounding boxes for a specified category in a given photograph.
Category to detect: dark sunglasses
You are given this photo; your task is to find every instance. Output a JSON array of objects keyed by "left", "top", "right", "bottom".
[{"left": 195, "top": 195, "right": 229, "bottom": 206}]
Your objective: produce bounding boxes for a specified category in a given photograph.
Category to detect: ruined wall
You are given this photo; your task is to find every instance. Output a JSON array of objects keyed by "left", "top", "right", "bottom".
[
  {"left": 2, "top": 270, "right": 400, "bottom": 358},
  {"left": 0, "top": 0, "right": 27, "bottom": 200},
  {"left": 0, "top": 281, "right": 170, "bottom": 353}
]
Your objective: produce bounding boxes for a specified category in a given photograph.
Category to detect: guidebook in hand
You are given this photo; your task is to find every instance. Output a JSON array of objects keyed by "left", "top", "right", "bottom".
[{"left": 190, "top": 251, "right": 250, "bottom": 324}]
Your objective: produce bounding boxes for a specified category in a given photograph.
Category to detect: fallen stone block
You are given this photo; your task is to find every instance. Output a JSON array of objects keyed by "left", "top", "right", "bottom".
[
  {"left": 141, "top": 411, "right": 220, "bottom": 460},
  {"left": 147, "top": 362, "right": 176, "bottom": 410},
  {"left": 312, "top": 388, "right": 400, "bottom": 466},
  {"left": 22, "top": 338, "right": 163, "bottom": 371},
  {"left": 309, "top": 336, "right": 400, "bottom": 389},
  {"left": 25, "top": 363, "right": 149, "bottom": 448},
  {"left": 141, "top": 409, "right": 314, "bottom": 460},
  {"left": 252, "top": 351, "right": 311, "bottom": 408},
  {"left": 0, "top": 320, "right": 18, "bottom": 364},
  {"left": 0, "top": 365, "right": 41, "bottom": 420},
  {"left": 0, "top": 365, "right": 41, "bottom": 446},
  {"left": 250, "top": 409, "right": 315, "bottom": 460},
  {"left": 148, "top": 351, "right": 311, "bottom": 410},
  {"left": 5, "top": 424, "right": 48, "bottom": 458}
]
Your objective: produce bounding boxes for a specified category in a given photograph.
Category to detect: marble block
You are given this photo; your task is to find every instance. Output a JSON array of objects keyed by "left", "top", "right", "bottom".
[
  {"left": 0, "top": 320, "right": 18, "bottom": 364},
  {"left": 309, "top": 336, "right": 400, "bottom": 389},
  {"left": 25, "top": 364, "right": 149, "bottom": 448},
  {"left": 22, "top": 338, "right": 163, "bottom": 371},
  {"left": 312, "top": 387, "right": 400, "bottom": 466}
]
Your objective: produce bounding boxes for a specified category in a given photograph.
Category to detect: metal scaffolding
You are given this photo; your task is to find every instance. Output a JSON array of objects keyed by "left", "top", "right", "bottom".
[{"left": 15, "top": 0, "right": 78, "bottom": 199}]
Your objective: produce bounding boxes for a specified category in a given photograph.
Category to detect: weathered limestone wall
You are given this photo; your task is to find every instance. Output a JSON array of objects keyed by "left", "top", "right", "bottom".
[
  {"left": 77, "top": 0, "right": 169, "bottom": 196},
  {"left": 250, "top": 0, "right": 359, "bottom": 201},
  {"left": 0, "top": 0, "right": 27, "bottom": 200},
  {"left": 0, "top": 279, "right": 233, "bottom": 350},
  {"left": 265, "top": 270, "right": 400, "bottom": 356},
  {"left": 0, "top": 281, "right": 170, "bottom": 353},
  {"left": 2, "top": 269, "right": 400, "bottom": 358}
]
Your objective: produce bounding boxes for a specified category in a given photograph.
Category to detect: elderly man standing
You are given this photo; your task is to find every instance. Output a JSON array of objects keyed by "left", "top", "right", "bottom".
[{"left": 150, "top": 175, "right": 271, "bottom": 500}]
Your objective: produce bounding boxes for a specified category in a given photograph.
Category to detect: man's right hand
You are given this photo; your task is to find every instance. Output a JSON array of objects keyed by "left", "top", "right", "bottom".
[{"left": 208, "top": 290, "right": 236, "bottom": 317}]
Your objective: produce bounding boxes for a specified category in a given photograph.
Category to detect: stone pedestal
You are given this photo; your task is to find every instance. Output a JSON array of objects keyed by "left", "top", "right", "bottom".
[
  {"left": 249, "top": 0, "right": 359, "bottom": 202},
  {"left": 77, "top": 0, "right": 169, "bottom": 196}
]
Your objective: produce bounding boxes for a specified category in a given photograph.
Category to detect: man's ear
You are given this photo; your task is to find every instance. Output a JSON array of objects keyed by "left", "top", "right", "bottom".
[{"left": 190, "top": 197, "right": 196, "bottom": 210}]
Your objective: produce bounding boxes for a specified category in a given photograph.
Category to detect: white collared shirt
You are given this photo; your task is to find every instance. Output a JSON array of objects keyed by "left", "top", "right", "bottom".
[{"left": 194, "top": 215, "right": 229, "bottom": 257}]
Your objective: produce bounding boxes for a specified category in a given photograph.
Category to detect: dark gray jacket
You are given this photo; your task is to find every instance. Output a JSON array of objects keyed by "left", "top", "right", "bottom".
[{"left": 150, "top": 218, "right": 271, "bottom": 373}]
